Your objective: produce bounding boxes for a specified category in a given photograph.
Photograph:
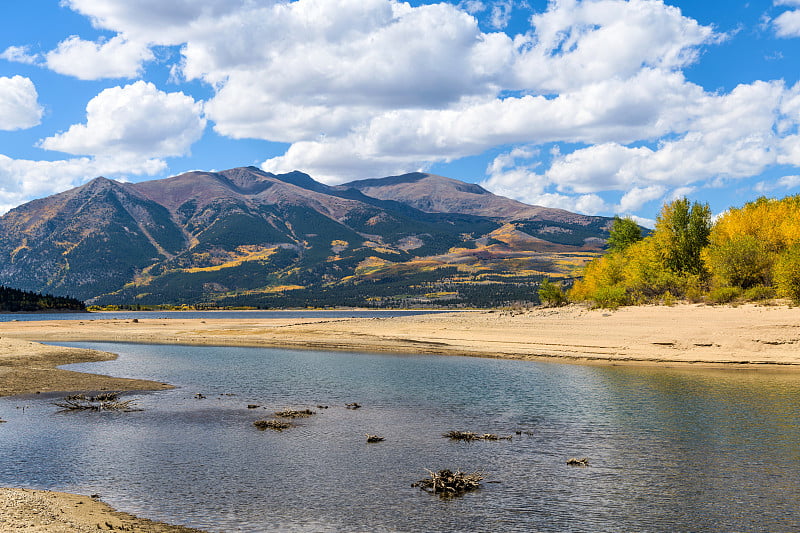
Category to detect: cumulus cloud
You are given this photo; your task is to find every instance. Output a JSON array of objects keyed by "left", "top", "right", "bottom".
[
  {"left": 774, "top": 9, "right": 800, "bottom": 37},
  {"left": 617, "top": 186, "right": 667, "bottom": 213},
  {"left": 773, "top": 0, "right": 800, "bottom": 37},
  {"left": 8, "top": 0, "right": 800, "bottom": 217},
  {"left": 40, "top": 81, "right": 205, "bottom": 159},
  {"left": 0, "top": 45, "right": 42, "bottom": 65},
  {"left": 0, "top": 76, "right": 43, "bottom": 131},
  {"left": 60, "top": 0, "right": 252, "bottom": 43},
  {"left": 476, "top": 146, "right": 610, "bottom": 214},
  {"left": 45, "top": 35, "right": 154, "bottom": 80},
  {"left": 543, "top": 80, "right": 795, "bottom": 197}
]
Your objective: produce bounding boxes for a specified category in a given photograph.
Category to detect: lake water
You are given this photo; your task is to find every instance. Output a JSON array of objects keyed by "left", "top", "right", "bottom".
[
  {"left": 1, "top": 342, "right": 800, "bottom": 532},
  {"left": 0, "top": 309, "right": 448, "bottom": 322}
]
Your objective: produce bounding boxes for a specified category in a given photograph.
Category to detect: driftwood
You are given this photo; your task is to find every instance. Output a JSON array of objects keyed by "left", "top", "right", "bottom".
[
  {"left": 566, "top": 457, "right": 590, "bottom": 467},
  {"left": 274, "top": 409, "right": 315, "bottom": 418},
  {"left": 54, "top": 393, "right": 141, "bottom": 412},
  {"left": 254, "top": 419, "right": 294, "bottom": 431},
  {"left": 412, "top": 469, "right": 484, "bottom": 497},
  {"left": 443, "top": 430, "right": 512, "bottom": 442},
  {"left": 365, "top": 434, "right": 384, "bottom": 443}
]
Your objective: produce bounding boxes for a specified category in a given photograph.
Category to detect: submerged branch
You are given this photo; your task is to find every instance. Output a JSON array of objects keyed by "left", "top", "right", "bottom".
[
  {"left": 54, "top": 393, "right": 141, "bottom": 412},
  {"left": 412, "top": 469, "right": 484, "bottom": 497}
]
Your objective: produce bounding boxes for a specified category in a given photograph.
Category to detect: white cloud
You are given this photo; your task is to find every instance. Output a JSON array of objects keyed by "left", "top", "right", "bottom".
[
  {"left": 669, "top": 186, "right": 697, "bottom": 201},
  {"left": 475, "top": 145, "right": 610, "bottom": 215},
  {"left": 777, "top": 175, "right": 800, "bottom": 188},
  {"left": 542, "top": 80, "right": 793, "bottom": 195},
  {"left": 510, "top": 0, "right": 716, "bottom": 93},
  {"left": 10, "top": 0, "right": 799, "bottom": 219},
  {"left": 489, "top": 0, "right": 513, "bottom": 30},
  {"left": 481, "top": 146, "right": 547, "bottom": 199},
  {"left": 0, "top": 76, "right": 43, "bottom": 131},
  {"left": 53, "top": 0, "right": 716, "bottom": 147},
  {"left": 774, "top": 0, "right": 800, "bottom": 37},
  {"left": 45, "top": 35, "right": 154, "bottom": 80},
  {"left": 774, "top": 9, "right": 800, "bottom": 37},
  {"left": 460, "top": 1, "right": 486, "bottom": 14},
  {"left": 0, "top": 45, "right": 42, "bottom": 65},
  {"left": 60, "top": 0, "right": 252, "bottom": 43},
  {"left": 628, "top": 215, "right": 656, "bottom": 229},
  {"left": 754, "top": 174, "right": 800, "bottom": 193},
  {"left": 617, "top": 185, "right": 667, "bottom": 213},
  {"left": 40, "top": 81, "right": 205, "bottom": 159}
]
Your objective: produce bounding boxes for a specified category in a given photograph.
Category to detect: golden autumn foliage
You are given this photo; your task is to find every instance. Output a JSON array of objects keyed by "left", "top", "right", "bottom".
[{"left": 570, "top": 195, "right": 800, "bottom": 308}]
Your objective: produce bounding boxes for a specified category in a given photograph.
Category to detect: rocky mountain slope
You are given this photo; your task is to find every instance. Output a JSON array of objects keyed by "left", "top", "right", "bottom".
[{"left": 0, "top": 167, "right": 611, "bottom": 307}]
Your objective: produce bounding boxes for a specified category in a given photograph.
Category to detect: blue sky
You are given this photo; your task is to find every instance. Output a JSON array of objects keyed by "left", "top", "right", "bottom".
[{"left": 1, "top": 0, "right": 800, "bottom": 226}]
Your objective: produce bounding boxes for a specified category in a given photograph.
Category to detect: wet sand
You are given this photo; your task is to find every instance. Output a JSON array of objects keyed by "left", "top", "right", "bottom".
[
  {"left": 0, "top": 336, "right": 172, "bottom": 397},
  {"left": 2, "top": 302, "right": 800, "bottom": 531}
]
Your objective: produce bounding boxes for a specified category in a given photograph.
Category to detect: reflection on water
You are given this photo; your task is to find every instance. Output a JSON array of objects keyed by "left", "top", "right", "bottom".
[{"left": 1, "top": 343, "right": 800, "bottom": 532}]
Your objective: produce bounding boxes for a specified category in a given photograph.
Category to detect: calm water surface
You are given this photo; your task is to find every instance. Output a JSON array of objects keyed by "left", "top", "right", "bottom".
[
  {"left": 1, "top": 343, "right": 800, "bottom": 532},
  {"left": 0, "top": 309, "right": 448, "bottom": 322}
]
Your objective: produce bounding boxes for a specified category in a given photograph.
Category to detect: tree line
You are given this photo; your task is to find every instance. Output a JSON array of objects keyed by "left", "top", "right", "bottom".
[
  {"left": 542, "top": 195, "right": 800, "bottom": 308},
  {"left": 0, "top": 285, "right": 86, "bottom": 312}
]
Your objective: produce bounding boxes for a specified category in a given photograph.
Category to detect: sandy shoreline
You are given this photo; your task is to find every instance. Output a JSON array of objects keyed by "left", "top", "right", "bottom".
[
  {"left": 3, "top": 303, "right": 800, "bottom": 373},
  {"left": 0, "top": 488, "right": 204, "bottom": 532},
  {"left": 2, "top": 302, "right": 800, "bottom": 531}
]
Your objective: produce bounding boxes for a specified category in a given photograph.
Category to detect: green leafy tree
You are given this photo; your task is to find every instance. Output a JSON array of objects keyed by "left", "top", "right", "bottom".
[
  {"left": 607, "top": 216, "right": 642, "bottom": 252},
  {"left": 538, "top": 278, "right": 567, "bottom": 307},
  {"left": 654, "top": 198, "right": 711, "bottom": 276}
]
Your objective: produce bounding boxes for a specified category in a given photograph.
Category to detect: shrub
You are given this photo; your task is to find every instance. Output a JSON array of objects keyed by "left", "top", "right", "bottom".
[
  {"left": 683, "top": 274, "right": 707, "bottom": 303},
  {"left": 708, "top": 286, "right": 741, "bottom": 304},
  {"left": 592, "top": 286, "right": 628, "bottom": 309},
  {"left": 774, "top": 246, "right": 800, "bottom": 304},
  {"left": 742, "top": 285, "right": 776, "bottom": 302},
  {"left": 662, "top": 291, "right": 676, "bottom": 306}
]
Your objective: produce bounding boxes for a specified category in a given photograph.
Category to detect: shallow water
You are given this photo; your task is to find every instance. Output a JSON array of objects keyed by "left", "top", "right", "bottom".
[
  {"left": 0, "top": 309, "right": 448, "bottom": 322},
  {"left": 1, "top": 343, "right": 800, "bottom": 532}
]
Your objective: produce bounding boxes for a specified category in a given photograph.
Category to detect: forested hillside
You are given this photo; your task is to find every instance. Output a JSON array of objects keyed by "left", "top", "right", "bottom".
[{"left": 0, "top": 285, "right": 86, "bottom": 312}]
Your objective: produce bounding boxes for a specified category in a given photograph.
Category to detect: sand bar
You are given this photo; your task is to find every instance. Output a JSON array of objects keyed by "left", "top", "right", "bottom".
[{"left": 1, "top": 303, "right": 800, "bottom": 375}]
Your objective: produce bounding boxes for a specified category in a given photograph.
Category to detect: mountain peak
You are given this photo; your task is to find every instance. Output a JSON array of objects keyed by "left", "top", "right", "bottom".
[
  {"left": 346, "top": 172, "right": 490, "bottom": 196},
  {"left": 0, "top": 165, "right": 611, "bottom": 306}
]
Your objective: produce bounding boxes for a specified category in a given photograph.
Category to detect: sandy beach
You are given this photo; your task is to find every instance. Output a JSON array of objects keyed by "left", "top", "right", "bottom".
[{"left": 2, "top": 302, "right": 800, "bottom": 531}]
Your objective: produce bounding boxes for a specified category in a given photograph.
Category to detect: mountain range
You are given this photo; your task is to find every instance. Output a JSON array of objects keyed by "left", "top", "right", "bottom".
[{"left": 0, "top": 167, "right": 611, "bottom": 307}]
